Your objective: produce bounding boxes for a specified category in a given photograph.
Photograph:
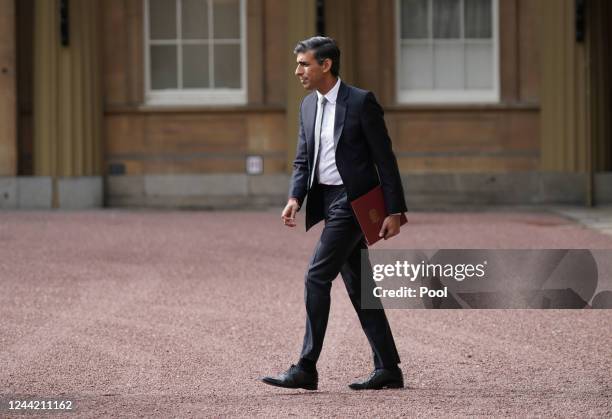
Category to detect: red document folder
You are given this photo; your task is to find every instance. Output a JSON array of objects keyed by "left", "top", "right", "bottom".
[{"left": 350, "top": 185, "right": 407, "bottom": 246}]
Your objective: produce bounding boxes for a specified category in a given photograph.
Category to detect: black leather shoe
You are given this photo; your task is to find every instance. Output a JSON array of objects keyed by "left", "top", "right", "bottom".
[
  {"left": 348, "top": 367, "right": 404, "bottom": 390},
  {"left": 261, "top": 364, "right": 318, "bottom": 390}
]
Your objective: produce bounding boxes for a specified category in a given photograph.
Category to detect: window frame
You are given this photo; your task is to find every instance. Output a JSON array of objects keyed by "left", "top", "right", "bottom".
[
  {"left": 143, "top": 0, "right": 247, "bottom": 106},
  {"left": 395, "top": 0, "right": 500, "bottom": 104}
]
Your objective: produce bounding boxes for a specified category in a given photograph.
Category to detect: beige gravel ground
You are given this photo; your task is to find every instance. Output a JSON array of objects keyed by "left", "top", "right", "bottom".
[{"left": 0, "top": 209, "right": 611, "bottom": 418}]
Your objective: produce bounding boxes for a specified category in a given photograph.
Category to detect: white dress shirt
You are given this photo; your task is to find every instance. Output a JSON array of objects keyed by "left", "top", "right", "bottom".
[{"left": 315, "top": 78, "right": 343, "bottom": 185}]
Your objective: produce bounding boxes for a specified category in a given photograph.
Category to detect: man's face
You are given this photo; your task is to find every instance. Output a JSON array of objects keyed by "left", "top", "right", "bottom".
[{"left": 295, "top": 51, "right": 329, "bottom": 91}]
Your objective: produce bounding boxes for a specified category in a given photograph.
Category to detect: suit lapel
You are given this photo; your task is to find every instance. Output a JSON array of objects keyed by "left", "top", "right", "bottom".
[
  {"left": 304, "top": 93, "right": 317, "bottom": 163},
  {"left": 333, "top": 82, "right": 349, "bottom": 151}
]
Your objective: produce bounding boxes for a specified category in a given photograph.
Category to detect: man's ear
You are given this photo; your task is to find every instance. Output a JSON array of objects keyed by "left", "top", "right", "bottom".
[{"left": 322, "top": 58, "right": 332, "bottom": 73}]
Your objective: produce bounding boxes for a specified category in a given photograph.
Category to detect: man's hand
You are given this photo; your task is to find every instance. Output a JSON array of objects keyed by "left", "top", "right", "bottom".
[
  {"left": 379, "top": 214, "right": 402, "bottom": 240},
  {"left": 281, "top": 198, "right": 300, "bottom": 227}
]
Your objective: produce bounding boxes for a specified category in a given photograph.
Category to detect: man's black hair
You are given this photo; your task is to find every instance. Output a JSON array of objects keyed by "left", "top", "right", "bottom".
[{"left": 294, "top": 36, "right": 340, "bottom": 77}]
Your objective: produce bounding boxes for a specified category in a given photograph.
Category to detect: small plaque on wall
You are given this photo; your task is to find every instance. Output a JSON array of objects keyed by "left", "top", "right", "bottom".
[{"left": 246, "top": 155, "right": 263, "bottom": 175}]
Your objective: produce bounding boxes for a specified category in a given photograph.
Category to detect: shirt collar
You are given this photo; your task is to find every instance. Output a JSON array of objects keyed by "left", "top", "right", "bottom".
[{"left": 316, "top": 78, "right": 341, "bottom": 105}]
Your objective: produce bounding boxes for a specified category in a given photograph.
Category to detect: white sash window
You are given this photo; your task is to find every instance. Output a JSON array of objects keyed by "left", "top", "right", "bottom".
[
  {"left": 397, "top": 0, "right": 499, "bottom": 104},
  {"left": 145, "top": 0, "right": 246, "bottom": 105}
]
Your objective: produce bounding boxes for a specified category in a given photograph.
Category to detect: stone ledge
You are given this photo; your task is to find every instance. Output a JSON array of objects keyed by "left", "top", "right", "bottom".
[
  {"left": 58, "top": 177, "right": 103, "bottom": 209},
  {"left": 101, "top": 171, "right": 611, "bottom": 209},
  {"left": 0, "top": 176, "right": 103, "bottom": 209},
  {"left": 18, "top": 177, "right": 52, "bottom": 208},
  {"left": 594, "top": 173, "right": 612, "bottom": 204}
]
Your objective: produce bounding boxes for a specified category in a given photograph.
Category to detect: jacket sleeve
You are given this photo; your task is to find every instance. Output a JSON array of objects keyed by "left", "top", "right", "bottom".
[
  {"left": 288, "top": 99, "right": 309, "bottom": 208},
  {"left": 360, "top": 91, "right": 407, "bottom": 214}
]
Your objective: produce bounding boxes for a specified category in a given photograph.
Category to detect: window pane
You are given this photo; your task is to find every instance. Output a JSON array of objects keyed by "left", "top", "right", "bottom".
[
  {"left": 433, "top": 42, "right": 463, "bottom": 88},
  {"left": 465, "top": 0, "right": 492, "bottom": 38},
  {"left": 149, "top": 0, "right": 176, "bottom": 40},
  {"left": 213, "top": 44, "right": 241, "bottom": 88},
  {"left": 183, "top": 45, "right": 210, "bottom": 88},
  {"left": 466, "top": 43, "right": 493, "bottom": 88},
  {"left": 433, "top": 0, "right": 460, "bottom": 39},
  {"left": 182, "top": 0, "right": 209, "bottom": 39},
  {"left": 151, "top": 45, "right": 178, "bottom": 89},
  {"left": 400, "top": 44, "right": 433, "bottom": 89},
  {"left": 213, "top": 0, "right": 240, "bottom": 39},
  {"left": 401, "top": 0, "right": 429, "bottom": 39}
]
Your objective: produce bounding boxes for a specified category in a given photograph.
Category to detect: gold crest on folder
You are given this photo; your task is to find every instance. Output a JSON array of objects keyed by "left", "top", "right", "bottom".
[{"left": 368, "top": 209, "right": 380, "bottom": 224}]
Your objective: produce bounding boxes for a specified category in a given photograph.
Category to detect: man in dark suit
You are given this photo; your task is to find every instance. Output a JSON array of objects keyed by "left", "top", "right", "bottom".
[{"left": 261, "top": 37, "right": 407, "bottom": 391}]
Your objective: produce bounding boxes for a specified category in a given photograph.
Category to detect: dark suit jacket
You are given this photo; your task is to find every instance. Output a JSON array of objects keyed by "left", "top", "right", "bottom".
[{"left": 289, "top": 81, "right": 407, "bottom": 231}]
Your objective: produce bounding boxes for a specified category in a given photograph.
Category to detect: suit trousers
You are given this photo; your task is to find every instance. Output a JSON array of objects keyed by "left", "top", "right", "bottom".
[{"left": 299, "top": 184, "right": 401, "bottom": 369}]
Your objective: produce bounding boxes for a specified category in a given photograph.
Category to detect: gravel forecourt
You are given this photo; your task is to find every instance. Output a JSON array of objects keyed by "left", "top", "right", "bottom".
[{"left": 1, "top": 209, "right": 611, "bottom": 418}]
